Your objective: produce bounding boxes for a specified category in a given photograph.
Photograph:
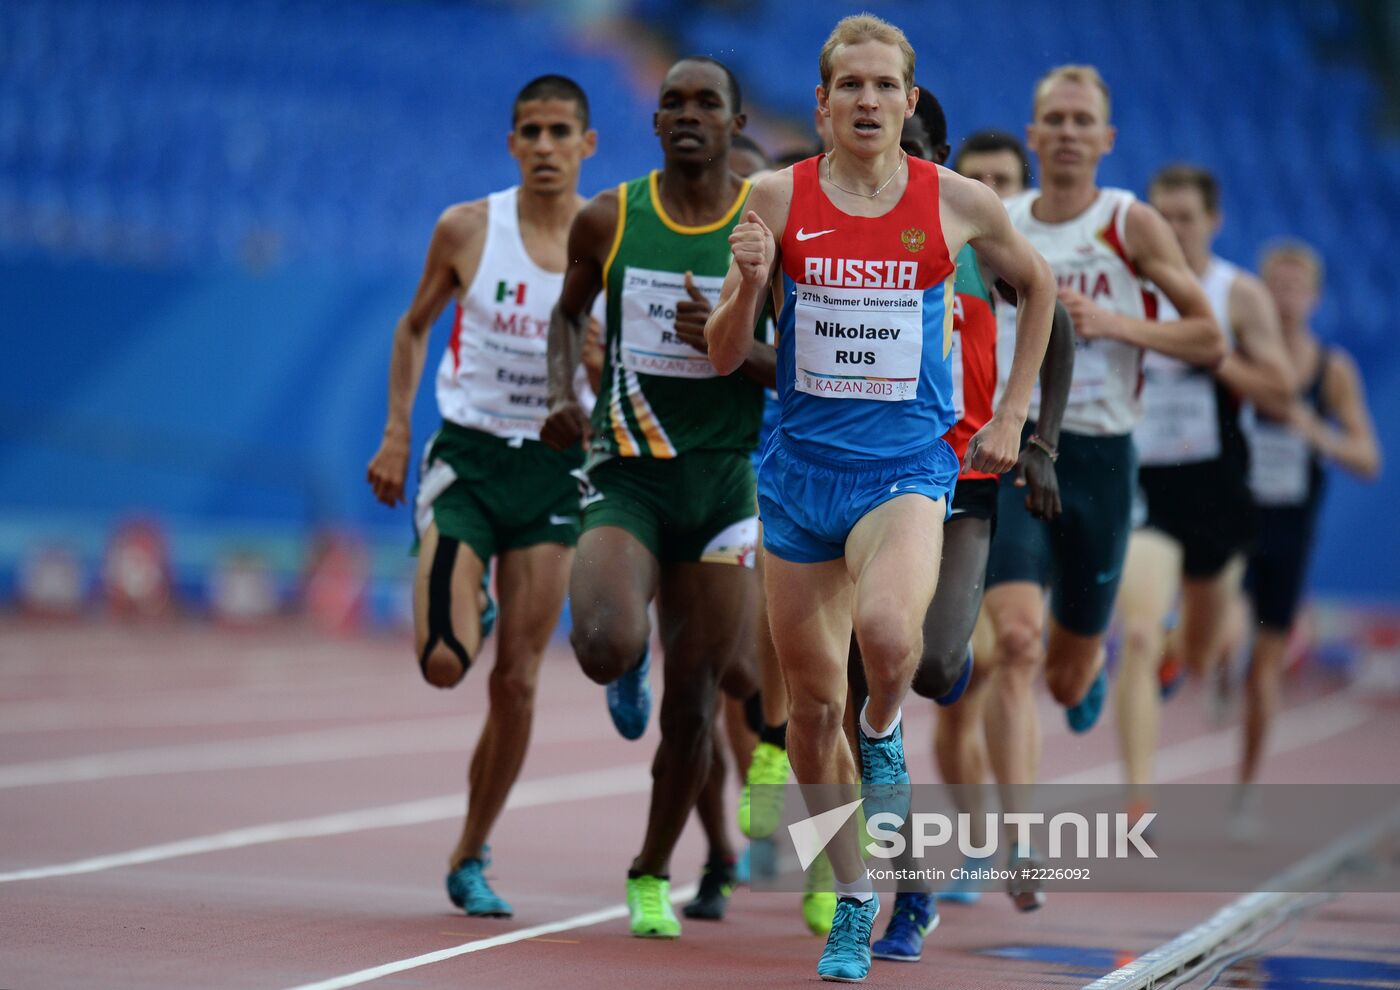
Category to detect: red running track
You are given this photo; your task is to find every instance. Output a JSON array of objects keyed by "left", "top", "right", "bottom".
[{"left": 1, "top": 621, "right": 1396, "bottom": 989}]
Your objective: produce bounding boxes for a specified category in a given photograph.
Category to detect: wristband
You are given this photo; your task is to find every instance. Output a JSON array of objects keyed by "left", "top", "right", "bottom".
[{"left": 1027, "top": 434, "right": 1059, "bottom": 462}]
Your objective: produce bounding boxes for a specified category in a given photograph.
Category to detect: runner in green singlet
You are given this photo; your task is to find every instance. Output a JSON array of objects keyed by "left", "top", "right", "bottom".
[{"left": 542, "top": 56, "right": 774, "bottom": 940}]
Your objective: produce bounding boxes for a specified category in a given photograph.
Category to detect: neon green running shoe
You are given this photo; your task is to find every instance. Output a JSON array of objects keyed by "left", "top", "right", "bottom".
[
  {"left": 802, "top": 850, "right": 838, "bottom": 936},
  {"left": 627, "top": 874, "right": 681, "bottom": 938},
  {"left": 738, "top": 741, "right": 790, "bottom": 838}
]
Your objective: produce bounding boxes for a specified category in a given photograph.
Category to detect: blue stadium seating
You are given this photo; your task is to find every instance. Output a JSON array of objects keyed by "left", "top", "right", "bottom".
[
  {"left": 660, "top": 0, "right": 1400, "bottom": 357},
  {"left": 0, "top": 0, "right": 659, "bottom": 270},
  {"left": 0, "top": 0, "right": 1396, "bottom": 604},
  {"left": 2, "top": 0, "right": 1394, "bottom": 352}
]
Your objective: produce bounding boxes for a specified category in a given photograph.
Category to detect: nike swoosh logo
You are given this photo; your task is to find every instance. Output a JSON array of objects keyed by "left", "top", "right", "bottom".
[
  {"left": 548, "top": 515, "right": 578, "bottom": 526},
  {"left": 795, "top": 227, "right": 836, "bottom": 242},
  {"left": 889, "top": 482, "right": 909, "bottom": 494}
]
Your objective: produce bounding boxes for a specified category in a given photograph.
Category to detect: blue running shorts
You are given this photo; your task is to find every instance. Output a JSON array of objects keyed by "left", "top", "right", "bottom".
[{"left": 758, "top": 430, "right": 959, "bottom": 564}]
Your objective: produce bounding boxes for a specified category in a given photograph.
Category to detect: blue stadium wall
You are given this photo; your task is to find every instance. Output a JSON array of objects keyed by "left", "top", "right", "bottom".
[
  {"left": 1, "top": 0, "right": 1397, "bottom": 608},
  {"left": 1, "top": 254, "right": 1396, "bottom": 605}
]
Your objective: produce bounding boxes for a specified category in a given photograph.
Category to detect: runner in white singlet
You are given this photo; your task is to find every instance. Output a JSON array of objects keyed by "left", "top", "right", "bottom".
[
  {"left": 1228, "top": 241, "right": 1380, "bottom": 838},
  {"left": 980, "top": 65, "right": 1226, "bottom": 911},
  {"left": 365, "top": 75, "right": 599, "bottom": 919},
  {"left": 1112, "top": 164, "right": 1294, "bottom": 814}
]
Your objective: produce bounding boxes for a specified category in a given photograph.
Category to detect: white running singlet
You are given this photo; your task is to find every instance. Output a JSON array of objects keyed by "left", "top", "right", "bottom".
[
  {"left": 1134, "top": 256, "right": 1239, "bottom": 465},
  {"left": 998, "top": 187, "right": 1149, "bottom": 436},
  {"left": 435, "top": 186, "right": 595, "bottom": 440}
]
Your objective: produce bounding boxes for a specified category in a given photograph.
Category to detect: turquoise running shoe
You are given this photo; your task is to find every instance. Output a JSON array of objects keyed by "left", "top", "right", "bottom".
[
  {"left": 871, "top": 891, "right": 938, "bottom": 961},
  {"left": 748, "top": 835, "right": 778, "bottom": 885},
  {"left": 936, "top": 854, "right": 988, "bottom": 904},
  {"left": 817, "top": 894, "right": 880, "bottom": 982},
  {"left": 605, "top": 646, "right": 652, "bottom": 740},
  {"left": 446, "top": 858, "right": 512, "bottom": 917},
  {"left": 1065, "top": 667, "right": 1107, "bottom": 734},
  {"left": 478, "top": 569, "right": 496, "bottom": 641},
  {"left": 858, "top": 720, "right": 910, "bottom": 828}
]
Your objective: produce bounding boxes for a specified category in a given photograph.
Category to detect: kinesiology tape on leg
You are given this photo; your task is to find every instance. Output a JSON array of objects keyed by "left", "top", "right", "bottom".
[{"left": 419, "top": 535, "right": 471, "bottom": 682}]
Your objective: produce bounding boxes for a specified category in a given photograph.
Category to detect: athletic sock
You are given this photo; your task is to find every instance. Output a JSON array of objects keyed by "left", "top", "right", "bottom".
[
  {"left": 743, "top": 690, "right": 764, "bottom": 734},
  {"left": 834, "top": 874, "right": 874, "bottom": 902},
  {"left": 759, "top": 720, "right": 788, "bottom": 750},
  {"left": 859, "top": 699, "right": 902, "bottom": 740},
  {"left": 628, "top": 868, "right": 670, "bottom": 880}
]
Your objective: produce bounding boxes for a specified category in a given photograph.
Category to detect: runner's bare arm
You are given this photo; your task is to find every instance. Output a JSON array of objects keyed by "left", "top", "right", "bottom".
[
  {"left": 735, "top": 340, "right": 778, "bottom": 388},
  {"left": 367, "top": 202, "right": 485, "bottom": 506},
  {"left": 991, "top": 266, "right": 1075, "bottom": 442},
  {"left": 1015, "top": 298, "right": 1075, "bottom": 519},
  {"left": 542, "top": 190, "right": 615, "bottom": 452},
  {"left": 707, "top": 171, "right": 792, "bottom": 375},
  {"left": 1036, "top": 301, "right": 1075, "bottom": 448},
  {"left": 672, "top": 272, "right": 777, "bottom": 388},
  {"left": 1062, "top": 202, "right": 1225, "bottom": 367},
  {"left": 948, "top": 171, "right": 1055, "bottom": 474},
  {"left": 1215, "top": 273, "right": 1295, "bottom": 418},
  {"left": 582, "top": 316, "right": 605, "bottom": 394},
  {"left": 1294, "top": 349, "right": 1382, "bottom": 478}
]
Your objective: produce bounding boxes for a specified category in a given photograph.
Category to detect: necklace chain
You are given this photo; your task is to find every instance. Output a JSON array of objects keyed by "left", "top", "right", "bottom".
[{"left": 824, "top": 150, "right": 906, "bottom": 199}]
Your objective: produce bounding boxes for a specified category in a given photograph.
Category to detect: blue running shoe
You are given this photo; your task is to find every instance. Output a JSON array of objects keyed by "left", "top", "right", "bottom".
[
  {"left": 871, "top": 892, "right": 938, "bottom": 961},
  {"left": 735, "top": 843, "right": 751, "bottom": 886},
  {"left": 1065, "top": 667, "right": 1107, "bottom": 734},
  {"left": 935, "top": 650, "right": 974, "bottom": 707},
  {"left": 818, "top": 894, "right": 880, "bottom": 982},
  {"left": 936, "top": 854, "right": 988, "bottom": 904},
  {"left": 478, "top": 569, "right": 496, "bottom": 641},
  {"left": 605, "top": 646, "right": 652, "bottom": 740},
  {"left": 748, "top": 835, "right": 778, "bottom": 885},
  {"left": 858, "top": 719, "right": 911, "bottom": 828},
  {"left": 446, "top": 858, "right": 512, "bottom": 917}
]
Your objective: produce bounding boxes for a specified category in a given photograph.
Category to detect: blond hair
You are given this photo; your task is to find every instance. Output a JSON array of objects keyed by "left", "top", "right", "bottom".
[
  {"left": 1260, "top": 238, "right": 1325, "bottom": 286},
  {"left": 818, "top": 13, "right": 916, "bottom": 91},
  {"left": 1033, "top": 64, "right": 1111, "bottom": 121}
]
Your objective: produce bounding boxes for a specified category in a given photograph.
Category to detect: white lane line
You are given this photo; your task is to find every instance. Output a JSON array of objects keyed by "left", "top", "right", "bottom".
[
  {"left": 0, "top": 762, "right": 649, "bottom": 884},
  {"left": 0, "top": 674, "right": 414, "bottom": 734},
  {"left": 0, "top": 640, "right": 395, "bottom": 681},
  {"left": 0, "top": 711, "right": 611, "bottom": 789},
  {"left": 1049, "top": 696, "right": 1368, "bottom": 786},
  {"left": 0, "top": 717, "right": 483, "bottom": 789},
  {"left": 277, "top": 882, "right": 698, "bottom": 990}
]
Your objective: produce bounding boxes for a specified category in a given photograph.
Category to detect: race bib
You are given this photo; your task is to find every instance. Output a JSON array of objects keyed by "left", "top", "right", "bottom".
[
  {"left": 1248, "top": 418, "right": 1310, "bottom": 505},
  {"left": 1134, "top": 369, "right": 1219, "bottom": 465},
  {"left": 793, "top": 283, "right": 923, "bottom": 402},
  {"left": 465, "top": 332, "right": 551, "bottom": 431},
  {"left": 1068, "top": 335, "right": 1112, "bottom": 403},
  {"left": 619, "top": 267, "right": 723, "bottom": 379}
]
